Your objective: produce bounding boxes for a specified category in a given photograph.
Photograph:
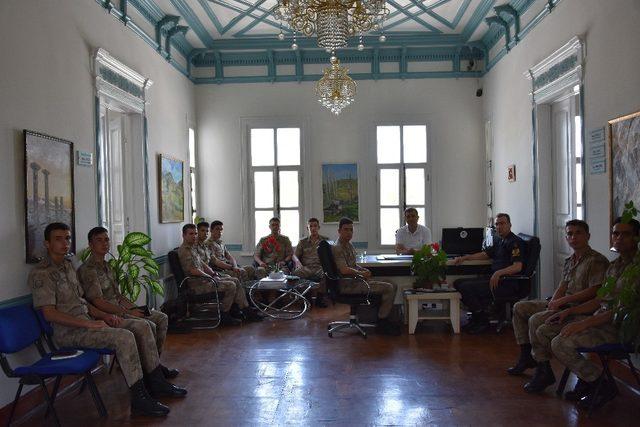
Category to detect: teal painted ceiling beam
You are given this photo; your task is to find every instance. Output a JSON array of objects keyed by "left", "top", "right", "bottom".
[
  {"left": 208, "top": 0, "right": 283, "bottom": 32},
  {"left": 127, "top": 0, "right": 192, "bottom": 57},
  {"left": 234, "top": 9, "right": 274, "bottom": 37},
  {"left": 461, "top": 0, "right": 495, "bottom": 40},
  {"left": 386, "top": 0, "right": 442, "bottom": 33},
  {"left": 221, "top": 0, "right": 267, "bottom": 35},
  {"left": 169, "top": 0, "right": 215, "bottom": 46},
  {"left": 197, "top": 0, "right": 224, "bottom": 34}
]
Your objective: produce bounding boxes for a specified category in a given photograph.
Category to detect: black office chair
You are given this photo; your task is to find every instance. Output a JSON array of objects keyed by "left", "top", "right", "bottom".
[
  {"left": 494, "top": 233, "right": 541, "bottom": 333},
  {"left": 167, "top": 249, "right": 224, "bottom": 329},
  {"left": 317, "top": 240, "right": 379, "bottom": 338}
]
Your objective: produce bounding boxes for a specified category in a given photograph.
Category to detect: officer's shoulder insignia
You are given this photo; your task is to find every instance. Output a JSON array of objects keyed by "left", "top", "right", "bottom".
[{"left": 511, "top": 246, "right": 521, "bottom": 257}]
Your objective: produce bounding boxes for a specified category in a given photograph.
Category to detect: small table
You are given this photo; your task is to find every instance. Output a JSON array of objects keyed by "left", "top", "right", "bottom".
[
  {"left": 245, "top": 279, "right": 317, "bottom": 320},
  {"left": 404, "top": 290, "right": 462, "bottom": 334}
]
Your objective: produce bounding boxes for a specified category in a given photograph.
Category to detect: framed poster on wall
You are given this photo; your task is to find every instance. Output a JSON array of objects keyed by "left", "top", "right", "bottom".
[
  {"left": 609, "top": 110, "right": 640, "bottom": 221},
  {"left": 158, "top": 154, "right": 184, "bottom": 223},
  {"left": 24, "top": 130, "right": 75, "bottom": 263},
  {"left": 322, "top": 163, "right": 359, "bottom": 223}
]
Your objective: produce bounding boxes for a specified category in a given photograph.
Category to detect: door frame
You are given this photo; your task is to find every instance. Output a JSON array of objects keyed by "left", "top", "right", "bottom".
[{"left": 526, "top": 37, "right": 585, "bottom": 298}]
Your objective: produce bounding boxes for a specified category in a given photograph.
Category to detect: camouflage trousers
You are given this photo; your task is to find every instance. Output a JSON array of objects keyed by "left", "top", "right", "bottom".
[
  {"left": 222, "top": 265, "right": 256, "bottom": 282},
  {"left": 292, "top": 266, "right": 326, "bottom": 293},
  {"left": 533, "top": 314, "right": 589, "bottom": 362},
  {"left": 188, "top": 276, "right": 248, "bottom": 312},
  {"left": 125, "top": 310, "right": 168, "bottom": 355},
  {"left": 54, "top": 318, "right": 159, "bottom": 387},
  {"left": 551, "top": 322, "right": 619, "bottom": 382},
  {"left": 339, "top": 279, "right": 397, "bottom": 319},
  {"left": 512, "top": 300, "right": 549, "bottom": 345}
]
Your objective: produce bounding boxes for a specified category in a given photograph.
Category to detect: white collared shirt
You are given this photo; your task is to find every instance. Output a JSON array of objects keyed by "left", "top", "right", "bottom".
[{"left": 395, "top": 224, "right": 432, "bottom": 250}]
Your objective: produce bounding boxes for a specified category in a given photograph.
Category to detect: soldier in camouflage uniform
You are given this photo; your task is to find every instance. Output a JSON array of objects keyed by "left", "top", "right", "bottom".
[
  {"left": 507, "top": 220, "right": 608, "bottom": 381},
  {"left": 546, "top": 218, "right": 639, "bottom": 408},
  {"left": 77, "top": 226, "right": 178, "bottom": 379},
  {"left": 254, "top": 217, "right": 294, "bottom": 278},
  {"left": 292, "top": 218, "right": 329, "bottom": 307},
  {"left": 206, "top": 220, "right": 255, "bottom": 282},
  {"left": 30, "top": 223, "right": 186, "bottom": 418},
  {"left": 332, "top": 218, "right": 400, "bottom": 336},
  {"left": 178, "top": 224, "right": 260, "bottom": 325}
]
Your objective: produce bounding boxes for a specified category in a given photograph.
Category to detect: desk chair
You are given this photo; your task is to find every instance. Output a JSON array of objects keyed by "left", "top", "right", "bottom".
[
  {"left": 167, "top": 249, "right": 223, "bottom": 329},
  {"left": 493, "top": 233, "right": 540, "bottom": 333},
  {"left": 556, "top": 343, "right": 640, "bottom": 417},
  {"left": 0, "top": 304, "right": 107, "bottom": 426},
  {"left": 317, "top": 240, "right": 378, "bottom": 338}
]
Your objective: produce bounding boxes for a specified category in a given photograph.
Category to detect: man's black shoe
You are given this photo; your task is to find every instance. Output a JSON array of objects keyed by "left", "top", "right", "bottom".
[
  {"left": 524, "top": 362, "right": 556, "bottom": 393},
  {"left": 243, "top": 308, "right": 264, "bottom": 322},
  {"left": 160, "top": 364, "right": 180, "bottom": 379},
  {"left": 220, "top": 312, "right": 242, "bottom": 326},
  {"left": 229, "top": 304, "right": 245, "bottom": 320},
  {"left": 314, "top": 294, "right": 329, "bottom": 308},
  {"left": 564, "top": 378, "right": 591, "bottom": 401},
  {"left": 146, "top": 367, "right": 188, "bottom": 398},
  {"left": 578, "top": 377, "right": 618, "bottom": 410},
  {"left": 507, "top": 344, "right": 537, "bottom": 375},
  {"left": 130, "top": 379, "right": 170, "bottom": 417}
]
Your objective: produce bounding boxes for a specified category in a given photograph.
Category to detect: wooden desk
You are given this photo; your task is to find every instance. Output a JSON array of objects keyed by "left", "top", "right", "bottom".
[{"left": 404, "top": 291, "right": 462, "bottom": 334}]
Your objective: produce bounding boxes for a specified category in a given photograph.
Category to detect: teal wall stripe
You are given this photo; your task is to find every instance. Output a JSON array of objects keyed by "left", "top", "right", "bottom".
[
  {"left": 352, "top": 242, "right": 369, "bottom": 249},
  {"left": 226, "top": 244, "right": 243, "bottom": 252},
  {"left": 0, "top": 294, "right": 32, "bottom": 309}
]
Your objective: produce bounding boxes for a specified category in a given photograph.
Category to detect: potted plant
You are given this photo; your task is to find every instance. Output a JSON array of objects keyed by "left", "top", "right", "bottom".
[
  {"left": 410, "top": 242, "right": 448, "bottom": 289},
  {"left": 81, "top": 231, "right": 163, "bottom": 301},
  {"left": 597, "top": 201, "right": 640, "bottom": 352}
]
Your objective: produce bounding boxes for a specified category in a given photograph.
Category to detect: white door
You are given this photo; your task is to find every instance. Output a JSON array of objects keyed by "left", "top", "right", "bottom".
[
  {"left": 550, "top": 97, "right": 577, "bottom": 285},
  {"left": 106, "top": 110, "right": 127, "bottom": 246}
]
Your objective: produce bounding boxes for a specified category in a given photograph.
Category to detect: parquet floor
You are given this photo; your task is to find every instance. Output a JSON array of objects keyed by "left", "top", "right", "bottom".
[{"left": 14, "top": 305, "right": 640, "bottom": 426}]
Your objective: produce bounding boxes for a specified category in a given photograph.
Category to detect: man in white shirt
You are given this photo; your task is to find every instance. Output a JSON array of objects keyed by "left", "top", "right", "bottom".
[{"left": 395, "top": 208, "right": 432, "bottom": 254}]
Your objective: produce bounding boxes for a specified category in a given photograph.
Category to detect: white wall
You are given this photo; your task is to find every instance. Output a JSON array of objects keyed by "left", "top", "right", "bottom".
[
  {"left": 483, "top": 0, "right": 640, "bottom": 261},
  {"left": 0, "top": 0, "right": 194, "bottom": 407},
  {"left": 196, "top": 78, "right": 486, "bottom": 255}
]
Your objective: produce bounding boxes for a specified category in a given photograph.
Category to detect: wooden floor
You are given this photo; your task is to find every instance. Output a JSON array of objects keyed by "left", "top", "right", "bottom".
[{"left": 14, "top": 305, "right": 640, "bottom": 426}]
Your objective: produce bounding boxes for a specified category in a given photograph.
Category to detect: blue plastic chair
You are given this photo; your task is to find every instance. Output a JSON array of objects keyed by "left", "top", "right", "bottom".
[
  {"left": 556, "top": 343, "right": 640, "bottom": 416},
  {"left": 0, "top": 304, "right": 107, "bottom": 426}
]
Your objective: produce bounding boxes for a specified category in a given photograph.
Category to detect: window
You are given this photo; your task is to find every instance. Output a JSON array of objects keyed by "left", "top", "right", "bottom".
[
  {"left": 249, "top": 127, "right": 302, "bottom": 246},
  {"left": 188, "top": 128, "right": 197, "bottom": 222},
  {"left": 574, "top": 115, "right": 584, "bottom": 220},
  {"left": 376, "top": 125, "right": 430, "bottom": 245}
]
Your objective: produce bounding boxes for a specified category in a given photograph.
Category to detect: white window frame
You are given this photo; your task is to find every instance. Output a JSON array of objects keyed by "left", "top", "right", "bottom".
[
  {"left": 240, "top": 117, "right": 310, "bottom": 253},
  {"left": 188, "top": 127, "right": 198, "bottom": 222},
  {"left": 374, "top": 122, "right": 432, "bottom": 249}
]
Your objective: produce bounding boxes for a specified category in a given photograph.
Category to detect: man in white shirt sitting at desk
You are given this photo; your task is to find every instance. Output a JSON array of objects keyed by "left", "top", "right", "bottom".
[{"left": 395, "top": 208, "right": 432, "bottom": 255}]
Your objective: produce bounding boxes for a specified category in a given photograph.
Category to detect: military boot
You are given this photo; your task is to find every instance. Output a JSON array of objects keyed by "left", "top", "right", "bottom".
[
  {"left": 466, "top": 312, "right": 490, "bottom": 334},
  {"left": 564, "top": 378, "right": 592, "bottom": 401},
  {"left": 160, "top": 364, "right": 180, "bottom": 379},
  {"left": 524, "top": 361, "right": 556, "bottom": 393},
  {"left": 242, "top": 307, "right": 264, "bottom": 322},
  {"left": 130, "top": 379, "right": 170, "bottom": 417},
  {"left": 507, "top": 344, "right": 537, "bottom": 375},
  {"left": 314, "top": 293, "right": 329, "bottom": 308},
  {"left": 220, "top": 311, "right": 242, "bottom": 326},
  {"left": 146, "top": 366, "right": 188, "bottom": 398},
  {"left": 578, "top": 376, "right": 618, "bottom": 409}
]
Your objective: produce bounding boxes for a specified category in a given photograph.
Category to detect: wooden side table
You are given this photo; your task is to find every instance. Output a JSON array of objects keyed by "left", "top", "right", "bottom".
[{"left": 404, "top": 291, "right": 461, "bottom": 334}]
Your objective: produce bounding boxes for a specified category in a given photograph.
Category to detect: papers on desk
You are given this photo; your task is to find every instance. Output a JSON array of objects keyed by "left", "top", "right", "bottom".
[
  {"left": 259, "top": 277, "right": 287, "bottom": 284},
  {"left": 376, "top": 254, "right": 413, "bottom": 260}
]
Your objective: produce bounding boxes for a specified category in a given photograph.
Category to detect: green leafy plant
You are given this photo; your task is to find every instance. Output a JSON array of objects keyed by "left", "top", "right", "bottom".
[
  {"left": 410, "top": 242, "right": 447, "bottom": 288},
  {"left": 81, "top": 231, "right": 163, "bottom": 301},
  {"left": 597, "top": 201, "right": 640, "bottom": 352}
]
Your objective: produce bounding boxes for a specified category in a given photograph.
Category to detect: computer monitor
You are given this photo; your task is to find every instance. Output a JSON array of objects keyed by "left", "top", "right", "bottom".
[{"left": 441, "top": 227, "right": 485, "bottom": 257}]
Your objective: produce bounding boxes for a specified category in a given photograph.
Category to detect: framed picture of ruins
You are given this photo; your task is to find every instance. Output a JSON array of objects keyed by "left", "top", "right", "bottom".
[{"left": 24, "top": 130, "right": 75, "bottom": 263}]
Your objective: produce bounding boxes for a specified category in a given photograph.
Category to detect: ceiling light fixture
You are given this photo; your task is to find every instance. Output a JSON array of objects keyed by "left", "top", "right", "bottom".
[{"left": 315, "top": 56, "right": 356, "bottom": 115}]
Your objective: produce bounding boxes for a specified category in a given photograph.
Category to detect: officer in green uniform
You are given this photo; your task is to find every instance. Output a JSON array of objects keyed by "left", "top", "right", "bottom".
[
  {"left": 292, "top": 217, "right": 329, "bottom": 307},
  {"left": 507, "top": 220, "right": 608, "bottom": 378},
  {"left": 254, "top": 217, "right": 294, "bottom": 278},
  {"left": 206, "top": 220, "right": 256, "bottom": 281},
  {"left": 542, "top": 218, "right": 640, "bottom": 407},
  {"left": 332, "top": 217, "right": 400, "bottom": 336},
  {"left": 77, "top": 226, "right": 179, "bottom": 379},
  {"left": 30, "top": 223, "right": 186, "bottom": 418}
]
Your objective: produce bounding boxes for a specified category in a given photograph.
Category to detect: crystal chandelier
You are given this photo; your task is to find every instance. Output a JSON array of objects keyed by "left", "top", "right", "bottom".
[
  {"left": 272, "top": 1, "right": 389, "bottom": 51},
  {"left": 315, "top": 56, "right": 356, "bottom": 115}
]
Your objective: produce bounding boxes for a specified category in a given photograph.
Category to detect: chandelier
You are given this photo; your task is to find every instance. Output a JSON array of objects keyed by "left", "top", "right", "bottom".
[
  {"left": 315, "top": 56, "right": 356, "bottom": 115},
  {"left": 272, "top": 1, "right": 389, "bottom": 51}
]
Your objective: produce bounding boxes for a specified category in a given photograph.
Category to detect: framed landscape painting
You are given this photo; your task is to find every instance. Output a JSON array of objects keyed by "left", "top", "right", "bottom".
[
  {"left": 322, "top": 163, "right": 359, "bottom": 223},
  {"left": 158, "top": 154, "right": 184, "bottom": 223},
  {"left": 24, "top": 130, "right": 75, "bottom": 263},
  {"left": 609, "top": 110, "right": 640, "bottom": 221}
]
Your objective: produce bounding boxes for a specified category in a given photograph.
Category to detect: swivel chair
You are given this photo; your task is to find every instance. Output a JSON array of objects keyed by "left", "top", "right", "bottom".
[{"left": 317, "top": 240, "right": 379, "bottom": 338}]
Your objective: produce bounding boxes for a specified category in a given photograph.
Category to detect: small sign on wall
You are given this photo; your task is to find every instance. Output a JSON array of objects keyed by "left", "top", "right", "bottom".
[
  {"left": 507, "top": 164, "right": 516, "bottom": 182},
  {"left": 588, "top": 127, "right": 606, "bottom": 175},
  {"left": 77, "top": 150, "right": 93, "bottom": 167}
]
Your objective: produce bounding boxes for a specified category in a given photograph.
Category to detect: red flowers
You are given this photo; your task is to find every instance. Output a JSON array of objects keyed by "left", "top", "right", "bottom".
[
  {"left": 431, "top": 242, "right": 440, "bottom": 252},
  {"left": 262, "top": 235, "right": 281, "bottom": 253}
]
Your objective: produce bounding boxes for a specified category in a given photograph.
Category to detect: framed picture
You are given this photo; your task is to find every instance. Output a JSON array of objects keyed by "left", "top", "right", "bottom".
[
  {"left": 507, "top": 164, "right": 516, "bottom": 182},
  {"left": 24, "top": 130, "right": 75, "bottom": 263},
  {"left": 322, "top": 163, "right": 359, "bottom": 223},
  {"left": 609, "top": 110, "right": 640, "bottom": 221},
  {"left": 158, "top": 154, "right": 184, "bottom": 223}
]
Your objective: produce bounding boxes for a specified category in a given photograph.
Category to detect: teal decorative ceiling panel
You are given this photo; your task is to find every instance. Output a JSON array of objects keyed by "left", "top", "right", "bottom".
[{"left": 94, "top": 0, "right": 564, "bottom": 83}]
